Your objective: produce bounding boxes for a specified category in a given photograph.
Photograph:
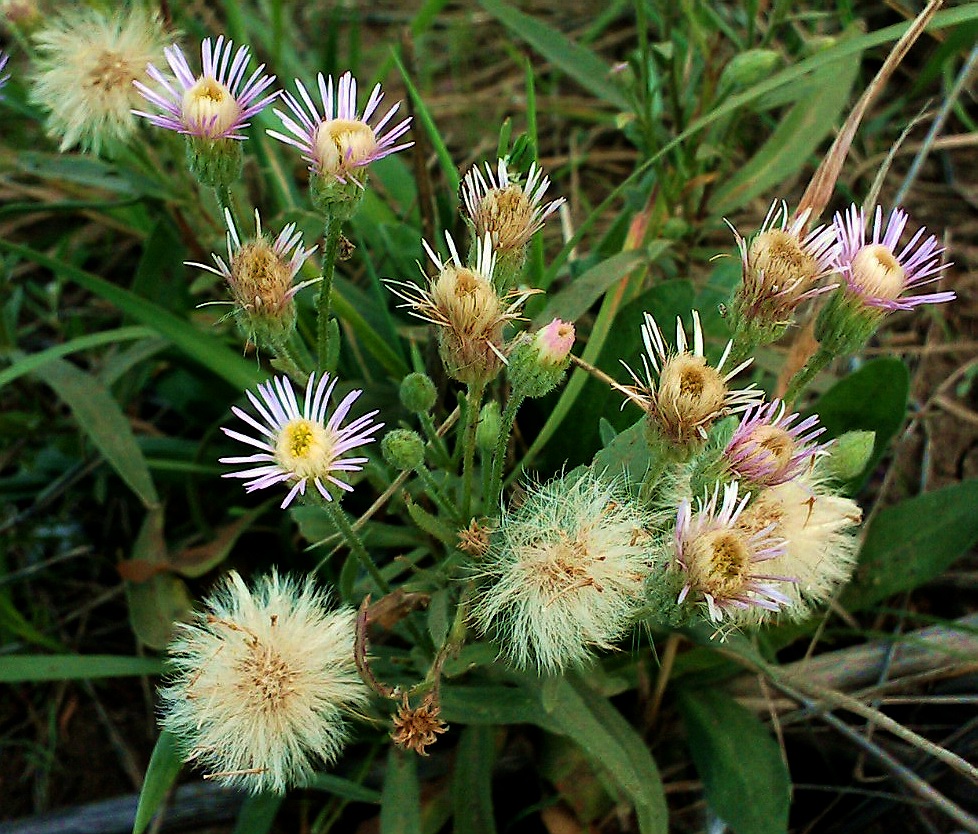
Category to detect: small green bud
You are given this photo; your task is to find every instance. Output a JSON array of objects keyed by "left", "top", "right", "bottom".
[
  {"left": 822, "top": 430, "right": 875, "bottom": 482},
  {"left": 186, "top": 137, "right": 243, "bottom": 188},
  {"left": 382, "top": 429, "right": 425, "bottom": 471},
  {"left": 719, "top": 49, "right": 781, "bottom": 89},
  {"left": 507, "top": 318, "right": 575, "bottom": 399},
  {"left": 400, "top": 372, "right": 437, "bottom": 414},
  {"left": 476, "top": 400, "right": 501, "bottom": 452}
]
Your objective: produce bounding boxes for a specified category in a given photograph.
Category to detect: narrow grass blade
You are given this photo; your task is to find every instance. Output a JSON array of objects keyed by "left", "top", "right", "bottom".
[{"left": 133, "top": 730, "right": 183, "bottom": 834}]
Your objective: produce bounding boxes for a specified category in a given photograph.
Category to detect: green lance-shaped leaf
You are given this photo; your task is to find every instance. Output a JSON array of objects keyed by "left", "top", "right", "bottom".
[
  {"left": 678, "top": 688, "right": 791, "bottom": 834},
  {"left": 132, "top": 730, "right": 183, "bottom": 834}
]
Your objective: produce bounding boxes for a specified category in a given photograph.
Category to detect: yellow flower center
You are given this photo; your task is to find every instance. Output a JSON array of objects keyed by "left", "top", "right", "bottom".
[
  {"left": 749, "top": 229, "right": 818, "bottom": 297},
  {"left": 685, "top": 529, "right": 752, "bottom": 600},
  {"left": 655, "top": 354, "right": 728, "bottom": 441},
  {"left": 275, "top": 419, "right": 336, "bottom": 480},
  {"left": 182, "top": 76, "right": 240, "bottom": 136},
  {"left": 313, "top": 118, "right": 378, "bottom": 177},
  {"left": 850, "top": 244, "right": 905, "bottom": 301}
]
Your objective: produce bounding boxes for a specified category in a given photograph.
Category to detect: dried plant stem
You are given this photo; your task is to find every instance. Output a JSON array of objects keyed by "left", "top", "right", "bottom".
[
  {"left": 770, "top": 677, "right": 978, "bottom": 833},
  {"left": 316, "top": 215, "right": 343, "bottom": 370},
  {"left": 646, "top": 632, "right": 681, "bottom": 728}
]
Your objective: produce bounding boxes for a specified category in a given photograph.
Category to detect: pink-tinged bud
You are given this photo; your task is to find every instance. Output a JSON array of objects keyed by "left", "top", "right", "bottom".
[{"left": 534, "top": 318, "right": 575, "bottom": 367}]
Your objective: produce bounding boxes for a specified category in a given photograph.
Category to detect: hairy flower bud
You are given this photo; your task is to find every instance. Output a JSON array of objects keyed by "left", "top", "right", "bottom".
[
  {"left": 382, "top": 428, "right": 425, "bottom": 471},
  {"left": 507, "top": 318, "right": 575, "bottom": 399},
  {"left": 399, "top": 372, "right": 437, "bottom": 414}
]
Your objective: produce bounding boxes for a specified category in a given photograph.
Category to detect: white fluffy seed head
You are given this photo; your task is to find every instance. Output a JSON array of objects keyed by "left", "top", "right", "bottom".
[
  {"left": 159, "top": 570, "right": 370, "bottom": 794},
  {"left": 30, "top": 6, "right": 168, "bottom": 153},
  {"left": 471, "top": 473, "right": 659, "bottom": 673},
  {"left": 736, "top": 471, "right": 862, "bottom": 620}
]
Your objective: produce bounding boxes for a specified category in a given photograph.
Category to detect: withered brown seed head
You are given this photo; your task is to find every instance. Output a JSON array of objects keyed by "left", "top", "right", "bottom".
[
  {"left": 458, "top": 518, "right": 493, "bottom": 557},
  {"left": 390, "top": 694, "right": 449, "bottom": 756}
]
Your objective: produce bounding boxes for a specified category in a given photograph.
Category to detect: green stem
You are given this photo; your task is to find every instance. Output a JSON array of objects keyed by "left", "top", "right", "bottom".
[
  {"left": 317, "top": 215, "right": 343, "bottom": 370},
  {"left": 783, "top": 347, "right": 834, "bottom": 406},
  {"left": 419, "top": 411, "right": 451, "bottom": 468},
  {"left": 460, "top": 381, "right": 486, "bottom": 518},
  {"left": 487, "top": 392, "right": 525, "bottom": 514},
  {"left": 321, "top": 499, "right": 389, "bottom": 596},
  {"left": 214, "top": 184, "right": 241, "bottom": 231},
  {"left": 270, "top": 338, "right": 309, "bottom": 384},
  {"left": 415, "top": 464, "right": 464, "bottom": 525}
]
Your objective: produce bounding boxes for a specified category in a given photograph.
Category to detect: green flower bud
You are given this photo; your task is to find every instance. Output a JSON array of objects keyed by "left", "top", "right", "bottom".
[
  {"left": 400, "top": 373, "right": 437, "bottom": 414},
  {"left": 382, "top": 429, "right": 425, "bottom": 471},
  {"left": 822, "top": 430, "right": 875, "bottom": 482},
  {"left": 719, "top": 49, "right": 781, "bottom": 89},
  {"left": 476, "top": 400, "right": 501, "bottom": 452},
  {"left": 507, "top": 318, "right": 575, "bottom": 399}
]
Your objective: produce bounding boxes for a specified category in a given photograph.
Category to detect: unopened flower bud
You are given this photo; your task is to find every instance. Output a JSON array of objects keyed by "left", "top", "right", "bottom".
[
  {"left": 719, "top": 49, "right": 780, "bottom": 89},
  {"left": 508, "top": 319, "right": 575, "bottom": 399},
  {"left": 382, "top": 429, "right": 425, "bottom": 471},
  {"left": 476, "top": 400, "right": 501, "bottom": 452},
  {"left": 400, "top": 372, "right": 437, "bottom": 414},
  {"left": 821, "top": 430, "right": 875, "bottom": 482}
]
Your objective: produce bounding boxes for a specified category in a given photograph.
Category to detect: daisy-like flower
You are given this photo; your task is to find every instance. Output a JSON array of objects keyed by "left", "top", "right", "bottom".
[
  {"left": 29, "top": 6, "right": 168, "bottom": 154},
  {"left": 160, "top": 570, "right": 370, "bottom": 794},
  {"left": 832, "top": 204, "right": 952, "bottom": 311},
  {"left": 723, "top": 399, "right": 826, "bottom": 487},
  {"left": 268, "top": 71, "right": 412, "bottom": 211},
  {"left": 220, "top": 373, "right": 383, "bottom": 509},
  {"left": 461, "top": 159, "right": 565, "bottom": 262},
  {"left": 736, "top": 470, "right": 861, "bottom": 619},
  {"left": 620, "top": 310, "right": 762, "bottom": 452},
  {"left": 188, "top": 208, "right": 317, "bottom": 344},
  {"left": 674, "top": 481, "right": 791, "bottom": 623},
  {"left": 386, "top": 233, "right": 535, "bottom": 385},
  {"left": 133, "top": 35, "right": 277, "bottom": 140},
  {"left": 472, "top": 473, "right": 656, "bottom": 673},
  {"left": 727, "top": 200, "right": 839, "bottom": 358},
  {"left": 134, "top": 36, "right": 277, "bottom": 187}
]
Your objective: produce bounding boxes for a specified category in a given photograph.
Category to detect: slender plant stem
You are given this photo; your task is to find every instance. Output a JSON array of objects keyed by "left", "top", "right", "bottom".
[
  {"left": 783, "top": 347, "right": 834, "bottom": 405},
  {"left": 460, "top": 381, "right": 486, "bottom": 518},
  {"left": 321, "top": 499, "right": 389, "bottom": 596},
  {"left": 316, "top": 215, "right": 343, "bottom": 370},
  {"left": 214, "top": 184, "right": 241, "bottom": 231},
  {"left": 487, "top": 392, "right": 524, "bottom": 514},
  {"left": 270, "top": 338, "right": 308, "bottom": 384},
  {"left": 414, "top": 464, "right": 464, "bottom": 525},
  {"left": 419, "top": 412, "right": 451, "bottom": 468}
]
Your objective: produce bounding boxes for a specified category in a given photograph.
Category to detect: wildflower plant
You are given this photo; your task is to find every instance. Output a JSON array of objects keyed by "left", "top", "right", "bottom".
[{"left": 2, "top": 4, "right": 971, "bottom": 830}]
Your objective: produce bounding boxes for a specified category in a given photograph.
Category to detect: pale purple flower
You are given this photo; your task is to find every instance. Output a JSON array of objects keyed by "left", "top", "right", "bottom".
[
  {"left": 674, "top": 481, "right": 791, "bottom": 622},
  {"left": 833, "top": 204, "right": 953, "bottom": 311},
  {"left": 221, "top": 374, "right": 383, "bottom": 509},
  {"left": 724, "top": 399, "right": 826, "bottom": 487},
  {"left": 268, "top": 71, "right": 412, "bottom": 183},
  {"left": 133, "top": 36, "right": 278, "bottom": 140}
]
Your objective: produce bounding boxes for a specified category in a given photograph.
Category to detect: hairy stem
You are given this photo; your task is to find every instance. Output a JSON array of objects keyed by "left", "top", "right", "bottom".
[
  {"left": 321, "top": 498, "right": 389, "bottom": 596},
  {"left": 460, "top": 381, "right": 486, "bottom": 518},
  {"left": 316, "top": 215, "right": 343, "bottom": 370},
  {"left": 487, "top": 392, "right": 525, "bottom": 515}
]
